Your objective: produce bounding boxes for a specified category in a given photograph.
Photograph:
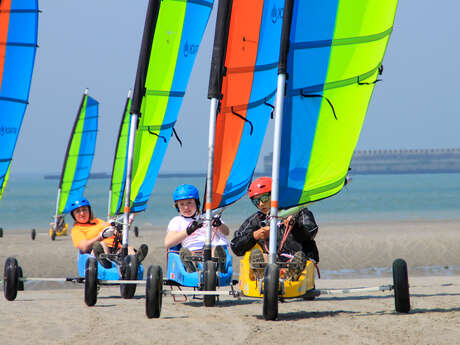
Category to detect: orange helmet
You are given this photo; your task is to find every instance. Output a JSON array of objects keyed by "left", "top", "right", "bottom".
[{"left": 248, "top": 176, "right": 272, "bottom": 198}]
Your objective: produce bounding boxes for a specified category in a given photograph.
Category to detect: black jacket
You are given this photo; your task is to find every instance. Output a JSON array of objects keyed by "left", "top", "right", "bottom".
[{"left": 230, "top": 208, "right": 319, "bottom": 262}]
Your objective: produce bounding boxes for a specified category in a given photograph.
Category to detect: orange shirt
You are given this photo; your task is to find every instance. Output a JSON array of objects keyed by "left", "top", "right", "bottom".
[{"left": 71, "top": 218, "right": 115, "bottom": 251}]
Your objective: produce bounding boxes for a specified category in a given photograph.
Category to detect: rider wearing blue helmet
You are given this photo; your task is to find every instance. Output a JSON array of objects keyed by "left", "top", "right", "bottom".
[
  {"left": 70, "top": 197, "right": 148, "bottom": 268},
  {"left": 165, "top": 184, "right": 229, "bottom": 272}
]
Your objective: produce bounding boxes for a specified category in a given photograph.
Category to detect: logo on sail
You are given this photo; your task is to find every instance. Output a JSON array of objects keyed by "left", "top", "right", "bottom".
[
  {"left": 0, "top": 126, "right": 17, "bottom": 136},
  {"left": 271, "top": 4, "right": 284, "bottom": 24},
  {"left": 184, "top": 40, "right": 199, "bottom": 58}
]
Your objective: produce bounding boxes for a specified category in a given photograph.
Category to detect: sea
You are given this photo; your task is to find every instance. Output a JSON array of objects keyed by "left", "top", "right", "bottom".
[{"left": 1, "top": 172, "right": 459, "bottom": 231}]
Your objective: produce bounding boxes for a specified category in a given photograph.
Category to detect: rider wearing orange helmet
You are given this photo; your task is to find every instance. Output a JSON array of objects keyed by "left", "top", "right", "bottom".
[{"left": 230, "top": 177, "right": 319, "bottom": 280}]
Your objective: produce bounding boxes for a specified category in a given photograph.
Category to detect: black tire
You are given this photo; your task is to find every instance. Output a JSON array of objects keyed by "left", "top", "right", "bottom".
[
  {"left": 263, "top": 263, "right": 279, "bottom": 321},
  {"left": 84, "top": 257, "right": 98, "bottom": 306},
  {"left": 18, "top": 266, "right": 24, "bottom": 291},
  {"left": 120, "top": 255, "right": 138, "bottom": 299},
  {"left": 146, "top": 265, "right": 163, "bottom": 318},
  {"left": 4, "top": 257, "right": 19, "bottom": 301},
  {"left": 31, "top": 229, "right": 36, "bottom": 241},
  {"left": 203, "top": 260, "right": 217, "bottom": 307},
  {"left": 134, "top": 226, "right": 139, "bottom": 237},
  {"left": 0, "top": 227, "right": 3, "bottom": 238},
  {"left": 393, "top": 258, "right": 410, "bottom": 313},
  {"left": 51, "top": 229, "right": 56, "bottom": 241},
  {"left": 303, "top": 287, "right": 316, "bottom": 301}
]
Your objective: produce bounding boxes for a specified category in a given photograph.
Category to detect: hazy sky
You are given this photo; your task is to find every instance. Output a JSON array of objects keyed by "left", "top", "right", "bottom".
[{"left": 11, "top": 1, "right": 460, "bottom": 175}]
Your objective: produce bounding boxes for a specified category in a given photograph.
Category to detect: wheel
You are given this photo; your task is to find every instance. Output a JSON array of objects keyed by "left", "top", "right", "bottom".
[
  {"left": 393, "top": 258, "right": 410, "bottom": 313},
  {"left": 303, "top": 287, "right": 316, "bottom": 301},
  {"left": 84, "top": 257, "right": 98, "bottom": 306},
  {"left": 4, "top": 257, "right": 19, "bottom": 301},
  {"left": 146, "top": 265, "right": 163, "bottom": 318},
  {"left": 18, "top": 266, "right": 24, "bottom": 291},
  {"left": 31, "top": 229, "right": 36, "bottom": 240},
  {"left": 0, "top": 227, "right": 3, "bottom": 238},
  {"left": 120, "top": 255, "right": 138, "bottom": 299},
  {"left": 263, "top": 263, "right": 279, "bottom": 320},
  {"left": 203, "top": 260, "right": 217, "bottom": 307},
  {"left": 134, "top": 226, "right": 139, "bottom": 237},
  {"left": 50, "top": 229, "right": 56, "bottom": 241}
]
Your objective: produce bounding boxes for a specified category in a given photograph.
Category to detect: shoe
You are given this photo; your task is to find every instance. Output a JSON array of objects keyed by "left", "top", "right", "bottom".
[
  {"left": 136, "top": 244, "right": 148, "bottom": 263},
  {"left": 249, "top": 248, "right": 265, "bottom": 280},
  {"left": 92, "top": 242, "right": 112, "bottom": 269},
  {"left": 179, "top": 247, "right": 196, "bottom": 273},
  {"left": 213, "top": 246, "right": 227, "bottom": 272},
  {"left": 285, "top": 251, "right": 307, "bottom": 281}
]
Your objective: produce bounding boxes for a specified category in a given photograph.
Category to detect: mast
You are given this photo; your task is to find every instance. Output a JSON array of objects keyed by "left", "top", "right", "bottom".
[
  {"left": 268, "top": 0, "right": 294, "bottom": 264},
  {"left": 122, "top": 0, "right": 160, "bottom": 255},
  {"left": 54, "top": 88, "right": 88, "bottom": 227},
  {"left": 205, "top": 0, "right": 233, "bottom": 261},
  {"left": 107, "top": 89, "right": 132, "bottom": 220}
]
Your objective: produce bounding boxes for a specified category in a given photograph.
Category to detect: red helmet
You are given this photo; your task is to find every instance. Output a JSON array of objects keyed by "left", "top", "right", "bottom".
[{"left": 248, "top": 177, "right": 272, "bottom": 198}]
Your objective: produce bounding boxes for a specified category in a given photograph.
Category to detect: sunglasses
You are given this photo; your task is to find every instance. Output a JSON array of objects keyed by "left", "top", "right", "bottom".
[{"left": 251, "top": 194, "right": 270, "bottom": 207}]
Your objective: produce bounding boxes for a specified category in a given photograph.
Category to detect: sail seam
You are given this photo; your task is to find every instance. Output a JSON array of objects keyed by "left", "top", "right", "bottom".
[
  {"left": 222, "top": 89, "right": 276, "bottom": 113},
  {"left": 166, "top": 0, "right": 213, "bottom": 8},
  {"left": 0, "top": 42, "right": 38, "bottom": 48},
  {"left": 226, "top": 62, "right": 278, "bottom": 74},
  {"left": 0, "top": 96, "right": 28, "bottom": 104}
]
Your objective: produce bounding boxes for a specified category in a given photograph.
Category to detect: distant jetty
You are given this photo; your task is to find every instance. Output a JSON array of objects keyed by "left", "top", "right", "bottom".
[{"left": 263, "top": 148, "right": 460, "bottom": 175}]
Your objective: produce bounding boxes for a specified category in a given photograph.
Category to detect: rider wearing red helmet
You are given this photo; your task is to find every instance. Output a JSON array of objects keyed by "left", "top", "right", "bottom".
[{"left": 230, "top": 176, "right": 319, "bottom": 280}]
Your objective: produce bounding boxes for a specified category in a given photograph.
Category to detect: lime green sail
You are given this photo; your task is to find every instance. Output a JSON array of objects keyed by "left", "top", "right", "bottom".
[{"left": 108, "top": 93, "right": 132, "bottom": 217}]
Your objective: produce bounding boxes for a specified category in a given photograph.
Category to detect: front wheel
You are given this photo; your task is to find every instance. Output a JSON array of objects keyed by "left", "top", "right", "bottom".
[
  {"left": 146, "top": 265, "right": 163, "bottom": 318},
  {"left": 120, "top": 255, "right": 138, "bottom": 299},
  {"left": 263, "top": 263, "right": 279, "bottom": 321},
  {"left": 203, "top": 261, "right": 217, "bottom": 307},
  {"left": 393, "top": 258, "right": 410, "bottom": 313},
  {"left": 31, "top": 229, "right": 36, "bottom": 240},
  {"left": 84, "top": 257, "right": 98, "bottom": 306}
]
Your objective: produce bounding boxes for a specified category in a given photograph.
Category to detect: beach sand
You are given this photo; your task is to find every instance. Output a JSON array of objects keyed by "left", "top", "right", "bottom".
[{"left": 1, "top": 220, "right": 460, "bottom": 345}]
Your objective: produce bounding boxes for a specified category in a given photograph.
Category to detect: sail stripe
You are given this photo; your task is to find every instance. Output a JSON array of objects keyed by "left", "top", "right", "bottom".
[{"left": 0, "top": 0, "right": 38, "bottom": 200}]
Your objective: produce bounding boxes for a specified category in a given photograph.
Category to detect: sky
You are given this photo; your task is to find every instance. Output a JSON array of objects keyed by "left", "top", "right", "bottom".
[{"left": 11, "top": 0, "right": 460, "bottom": 175}]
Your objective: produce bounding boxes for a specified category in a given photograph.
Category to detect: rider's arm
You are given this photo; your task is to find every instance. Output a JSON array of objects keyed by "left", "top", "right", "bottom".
[
  {"left": 164, "top": 229, "right": 188, "bottom": 249},
  {"left": 230, "top": 213, "right": 261, "bottom": 256},
  {"left": 214, "top": 223, "right": 230, "bottom": 236}
]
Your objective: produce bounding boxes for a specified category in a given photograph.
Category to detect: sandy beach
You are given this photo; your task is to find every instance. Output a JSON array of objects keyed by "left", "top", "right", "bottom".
[{"left": 1, "top": 220, "right": 460, "bottom": 345}]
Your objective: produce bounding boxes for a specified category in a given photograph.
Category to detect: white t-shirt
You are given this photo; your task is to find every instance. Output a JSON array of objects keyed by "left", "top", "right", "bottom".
[{"left": 166, "top": 215, "right": 229, "bottom": 251}]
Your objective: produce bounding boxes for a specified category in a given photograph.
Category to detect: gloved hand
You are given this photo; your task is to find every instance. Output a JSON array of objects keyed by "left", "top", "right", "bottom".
[
  {"left": 211, "top": 216, "right": 222, "bottom": 227},
  {"left": 100, "top": 227, "right": 115, "bottom": 239},
  {"left": 186, "top": 220, "right": 202, "bottom": 235}
]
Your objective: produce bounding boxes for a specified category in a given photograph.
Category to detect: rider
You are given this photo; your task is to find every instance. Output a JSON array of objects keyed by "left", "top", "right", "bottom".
[
  {"left": 70, "top": 198, "right": 148, "bottom": 268},
  {"left": 230, "top": 177, "right": 319, "bottom": 280},
  {"left": 164, "top": 184, "right": 229, "bottom": 272}
]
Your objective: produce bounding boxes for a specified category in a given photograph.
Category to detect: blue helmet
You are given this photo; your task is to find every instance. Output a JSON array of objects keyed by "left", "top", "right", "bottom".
[
  {"left": 69, "top": 198, "right": 90, "bottom": 214},
  {"left": 173, "top": 184, "right": 200, "bottom": 202}
]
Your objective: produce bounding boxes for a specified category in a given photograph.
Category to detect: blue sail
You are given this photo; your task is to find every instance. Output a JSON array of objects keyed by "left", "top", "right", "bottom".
[{"left": 0, "top": 0, "right": 39, "bottom": 200}]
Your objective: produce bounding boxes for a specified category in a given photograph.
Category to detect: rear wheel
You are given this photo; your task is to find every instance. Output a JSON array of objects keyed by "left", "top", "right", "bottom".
[
  {"left": 263, "top": 263, "right": 279, "bottom": 321},
  {"left": 0, "top": 227, "right": 3, "bottom": 238},
  {"left": 84, "top": 257, "right": 98, "bottom": 306},
  {"left": 4, "top": 257, "right": 19, "bottom": 301},
  {"left": 203, "top": 261, "right": 217, "bottom": 307},
  {"left": 31, "top": 229, "right": 36, "bottom": 240},
  {"left": 50, "top": 229, "right": 56, "bottom": 241},
  {"left": 146, "top": 265, "right": 163, "bottom": 318},
  {"left": 393, "top": 258, "right": 410, "bottom": 313},
  {"left": 120, "top": 255, "right": 138, "bottom": 299},
  {"left": 134, "top": 226, "right": 139, "bottom": 237}
]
